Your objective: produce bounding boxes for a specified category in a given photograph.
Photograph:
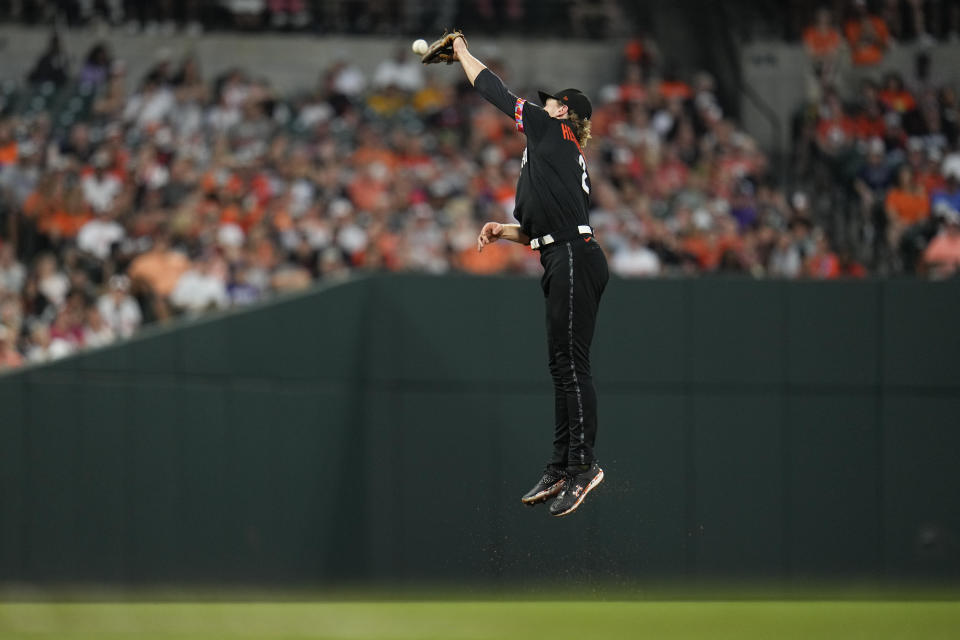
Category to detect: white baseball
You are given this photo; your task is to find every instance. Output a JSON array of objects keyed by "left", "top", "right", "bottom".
[{"left": 412, "top": 39, "right": 428, "bottom": 55}]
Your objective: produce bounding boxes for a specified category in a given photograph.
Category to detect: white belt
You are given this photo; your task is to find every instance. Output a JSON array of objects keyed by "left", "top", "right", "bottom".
[{"left": 530, "top": 225, "right": 593, "bottom": 250}]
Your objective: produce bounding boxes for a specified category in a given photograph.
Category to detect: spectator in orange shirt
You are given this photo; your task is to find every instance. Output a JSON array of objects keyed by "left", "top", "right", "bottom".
[
  {"left": 348, "top": 162, "right": 390, "bottom": 213},
  {"left": 804, "top": 230, "right": 840, "bottom": 279},
  {"left": 622, "top": 34, "right": 658, "bottom": 75},
  {"left": 917, "top": 146, "right": 947, "bottom": 195},
  {"left": 350, "top": 126, "right": 397, "bottom": 170},
  {"left": 885, "top": 165, "right": 929, "bottom": 249},
  {"left": 878, "top": 72, "right": 916, "bottom": 113},
  {"left": 804, "top": 8, "right": 843, "bottom": 67},
  {"left": 845, "top": 0, "right": 889, "bottom": 66},
  {"left": 45, "top": 187, "right": 94, "bottom": 244},
  {"left": 0, "top": 120, "right": 17, "bottom": 167},
  {"left": 128, "top": 234, "right": 192, "bottom": 299},
  {"left": 457, "top": 238, "right": 512, "bottom": 275},
  {"left": 21, "top": 174, "right": 63, "bottom": 246},
  {"left": 680, "top": 226, "right": 722, "bottom": 271},
  {"left": 852, "top": 101, "right": 887, "bottom": 141},
  {"left": 657, "top": 68, "right": 692, "bottom": 102},
  {"left": 851, "top": 80, "right": 887, "bottom": 140},
  {"left": 816, "top": 90, "right": 857, "bottom": 156},
  {"left": 618, "top": 63, "right": 648, "bottom": 104},
  {"left": 838, "top": 248, "right": 868, "bottom": 277}
]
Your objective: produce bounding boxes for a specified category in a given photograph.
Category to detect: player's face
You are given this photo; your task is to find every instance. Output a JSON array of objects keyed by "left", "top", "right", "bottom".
[{"left": 543, "top": 98, "right": 568, "bottom": 119}]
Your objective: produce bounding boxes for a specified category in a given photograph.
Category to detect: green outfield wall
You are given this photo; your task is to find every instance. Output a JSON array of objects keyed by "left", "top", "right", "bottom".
[{"left": 1, "top": 275, "right": 959, "bottom": 585}]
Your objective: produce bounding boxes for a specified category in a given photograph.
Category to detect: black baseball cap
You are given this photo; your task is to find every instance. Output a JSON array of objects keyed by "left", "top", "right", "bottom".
[{"left": 537, "top": 88, "right": 592, "bottom": 120}]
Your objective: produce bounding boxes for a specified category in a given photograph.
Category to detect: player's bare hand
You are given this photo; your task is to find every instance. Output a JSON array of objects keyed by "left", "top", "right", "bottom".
[
  {"left": 477, "top": 222, "right": 503, "bottom": 252},
  {"left": 452, "top": 36, "right": 468, "bottom": 57}
]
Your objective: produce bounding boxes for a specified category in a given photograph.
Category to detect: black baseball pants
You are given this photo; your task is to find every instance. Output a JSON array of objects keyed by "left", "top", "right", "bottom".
[{"left": 539, "top": 236, "right": 609, "bottom": 471}]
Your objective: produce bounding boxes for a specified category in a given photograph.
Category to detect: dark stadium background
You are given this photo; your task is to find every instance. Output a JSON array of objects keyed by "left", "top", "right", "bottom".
[{"left": 0, "top": 2, "right": 958, "bottom": 638}]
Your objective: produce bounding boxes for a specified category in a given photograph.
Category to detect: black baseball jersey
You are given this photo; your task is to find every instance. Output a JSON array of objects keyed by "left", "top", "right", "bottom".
[{"left": 474, "top": 69, "right": 592, "bottom": 240}]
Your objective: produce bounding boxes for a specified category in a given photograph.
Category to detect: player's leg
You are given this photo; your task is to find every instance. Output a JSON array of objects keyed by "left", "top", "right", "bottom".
[
  {"left": 565, "top": 238, "right": 608, "bottom": 467},
  {"left": 520, "top": 254, "right": 569, "bottom": 505},
  {"left": 544, "top": 241, "right": 606, "bottom": 468},
  {"left": 547, "top": 239, "right": 609, "bottom": 516},
  {"left": 547, "top": 302, "right": 571, "bottom": 468},
  {"left": 542, "top": 247, "right": 575, "bottom": 468}
]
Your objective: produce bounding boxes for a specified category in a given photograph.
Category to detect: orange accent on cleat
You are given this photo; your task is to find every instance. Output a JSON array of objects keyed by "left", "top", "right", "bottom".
[{"left": 552, "top": 469, "right": 604, "bottom": 517}]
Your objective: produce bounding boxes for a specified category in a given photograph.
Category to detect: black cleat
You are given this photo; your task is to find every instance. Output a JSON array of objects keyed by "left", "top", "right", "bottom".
[
  {"left": 521, "top": 466, "right": 567, "bottom": 505},
  {"left": 549, "top": 462, "right": 604, "bottom": 517}
]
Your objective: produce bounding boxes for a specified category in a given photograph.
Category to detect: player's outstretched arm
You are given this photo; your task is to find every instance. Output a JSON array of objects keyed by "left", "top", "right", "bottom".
[
  {"left": 453, "top": 37, "right": 486, "bottom": 86},
  {"left": 477, "top": 222, "right": 530, "bottom": 252},
  {"left": 455, "top": 43, "right": 522, "bottom": 120}
]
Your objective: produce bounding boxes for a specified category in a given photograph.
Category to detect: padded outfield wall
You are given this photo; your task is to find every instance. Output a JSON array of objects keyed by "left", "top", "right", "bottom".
[{"left": 1, "top": 275, "right": 959, "bottom": 585}]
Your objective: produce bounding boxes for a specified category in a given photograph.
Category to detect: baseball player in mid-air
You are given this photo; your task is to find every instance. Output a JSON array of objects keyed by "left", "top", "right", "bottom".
[{"left": 422, "top": 32, "right": 609, "bottom": 517}]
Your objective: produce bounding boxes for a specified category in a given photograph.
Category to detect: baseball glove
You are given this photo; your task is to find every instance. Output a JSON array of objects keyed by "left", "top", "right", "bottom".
[{"left": 420, "top": 30, "right": 467, "bottom": 65}]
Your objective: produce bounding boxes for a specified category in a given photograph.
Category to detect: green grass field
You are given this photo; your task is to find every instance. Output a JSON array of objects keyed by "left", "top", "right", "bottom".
[{"left": 1, "top": 600, "right": 959, "bottom": 640}]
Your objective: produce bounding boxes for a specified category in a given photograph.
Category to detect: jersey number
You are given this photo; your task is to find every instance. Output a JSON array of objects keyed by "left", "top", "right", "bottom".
[{"left": 578, "top": 154, "right": 590, "bottom": 194}]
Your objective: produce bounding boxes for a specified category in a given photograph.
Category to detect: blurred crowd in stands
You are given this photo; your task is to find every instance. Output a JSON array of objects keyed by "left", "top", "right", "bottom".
[
  {"left": 786, "top": 0, "right": 960, "bottom": 43},
  {"left": 793, "top": 0, "right": 960, "bottom": 276},
  {"left": 5, "top": 1, "right": 960, "bottom": 42},
  {"left": 0, "top": 0, "right": 635, "bottom": 38},
  {"left": 3, "top": 1, "right": 960, "bottom": 370}
]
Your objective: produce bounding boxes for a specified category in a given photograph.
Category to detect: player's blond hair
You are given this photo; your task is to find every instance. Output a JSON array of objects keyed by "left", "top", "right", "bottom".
[{"left": 568, "top": 111, "right": 592, "bottom": 149}]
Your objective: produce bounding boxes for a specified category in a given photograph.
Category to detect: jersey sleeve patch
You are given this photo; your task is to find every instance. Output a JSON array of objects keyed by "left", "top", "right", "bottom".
[{"left": 514, "top": 98, "right": 526, "bottom": 132}]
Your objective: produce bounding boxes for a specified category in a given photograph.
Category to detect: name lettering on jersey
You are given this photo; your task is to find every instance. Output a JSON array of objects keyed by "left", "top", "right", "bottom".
[{"left": 561, "top": 123, "right": 583, "bottom": 155}]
